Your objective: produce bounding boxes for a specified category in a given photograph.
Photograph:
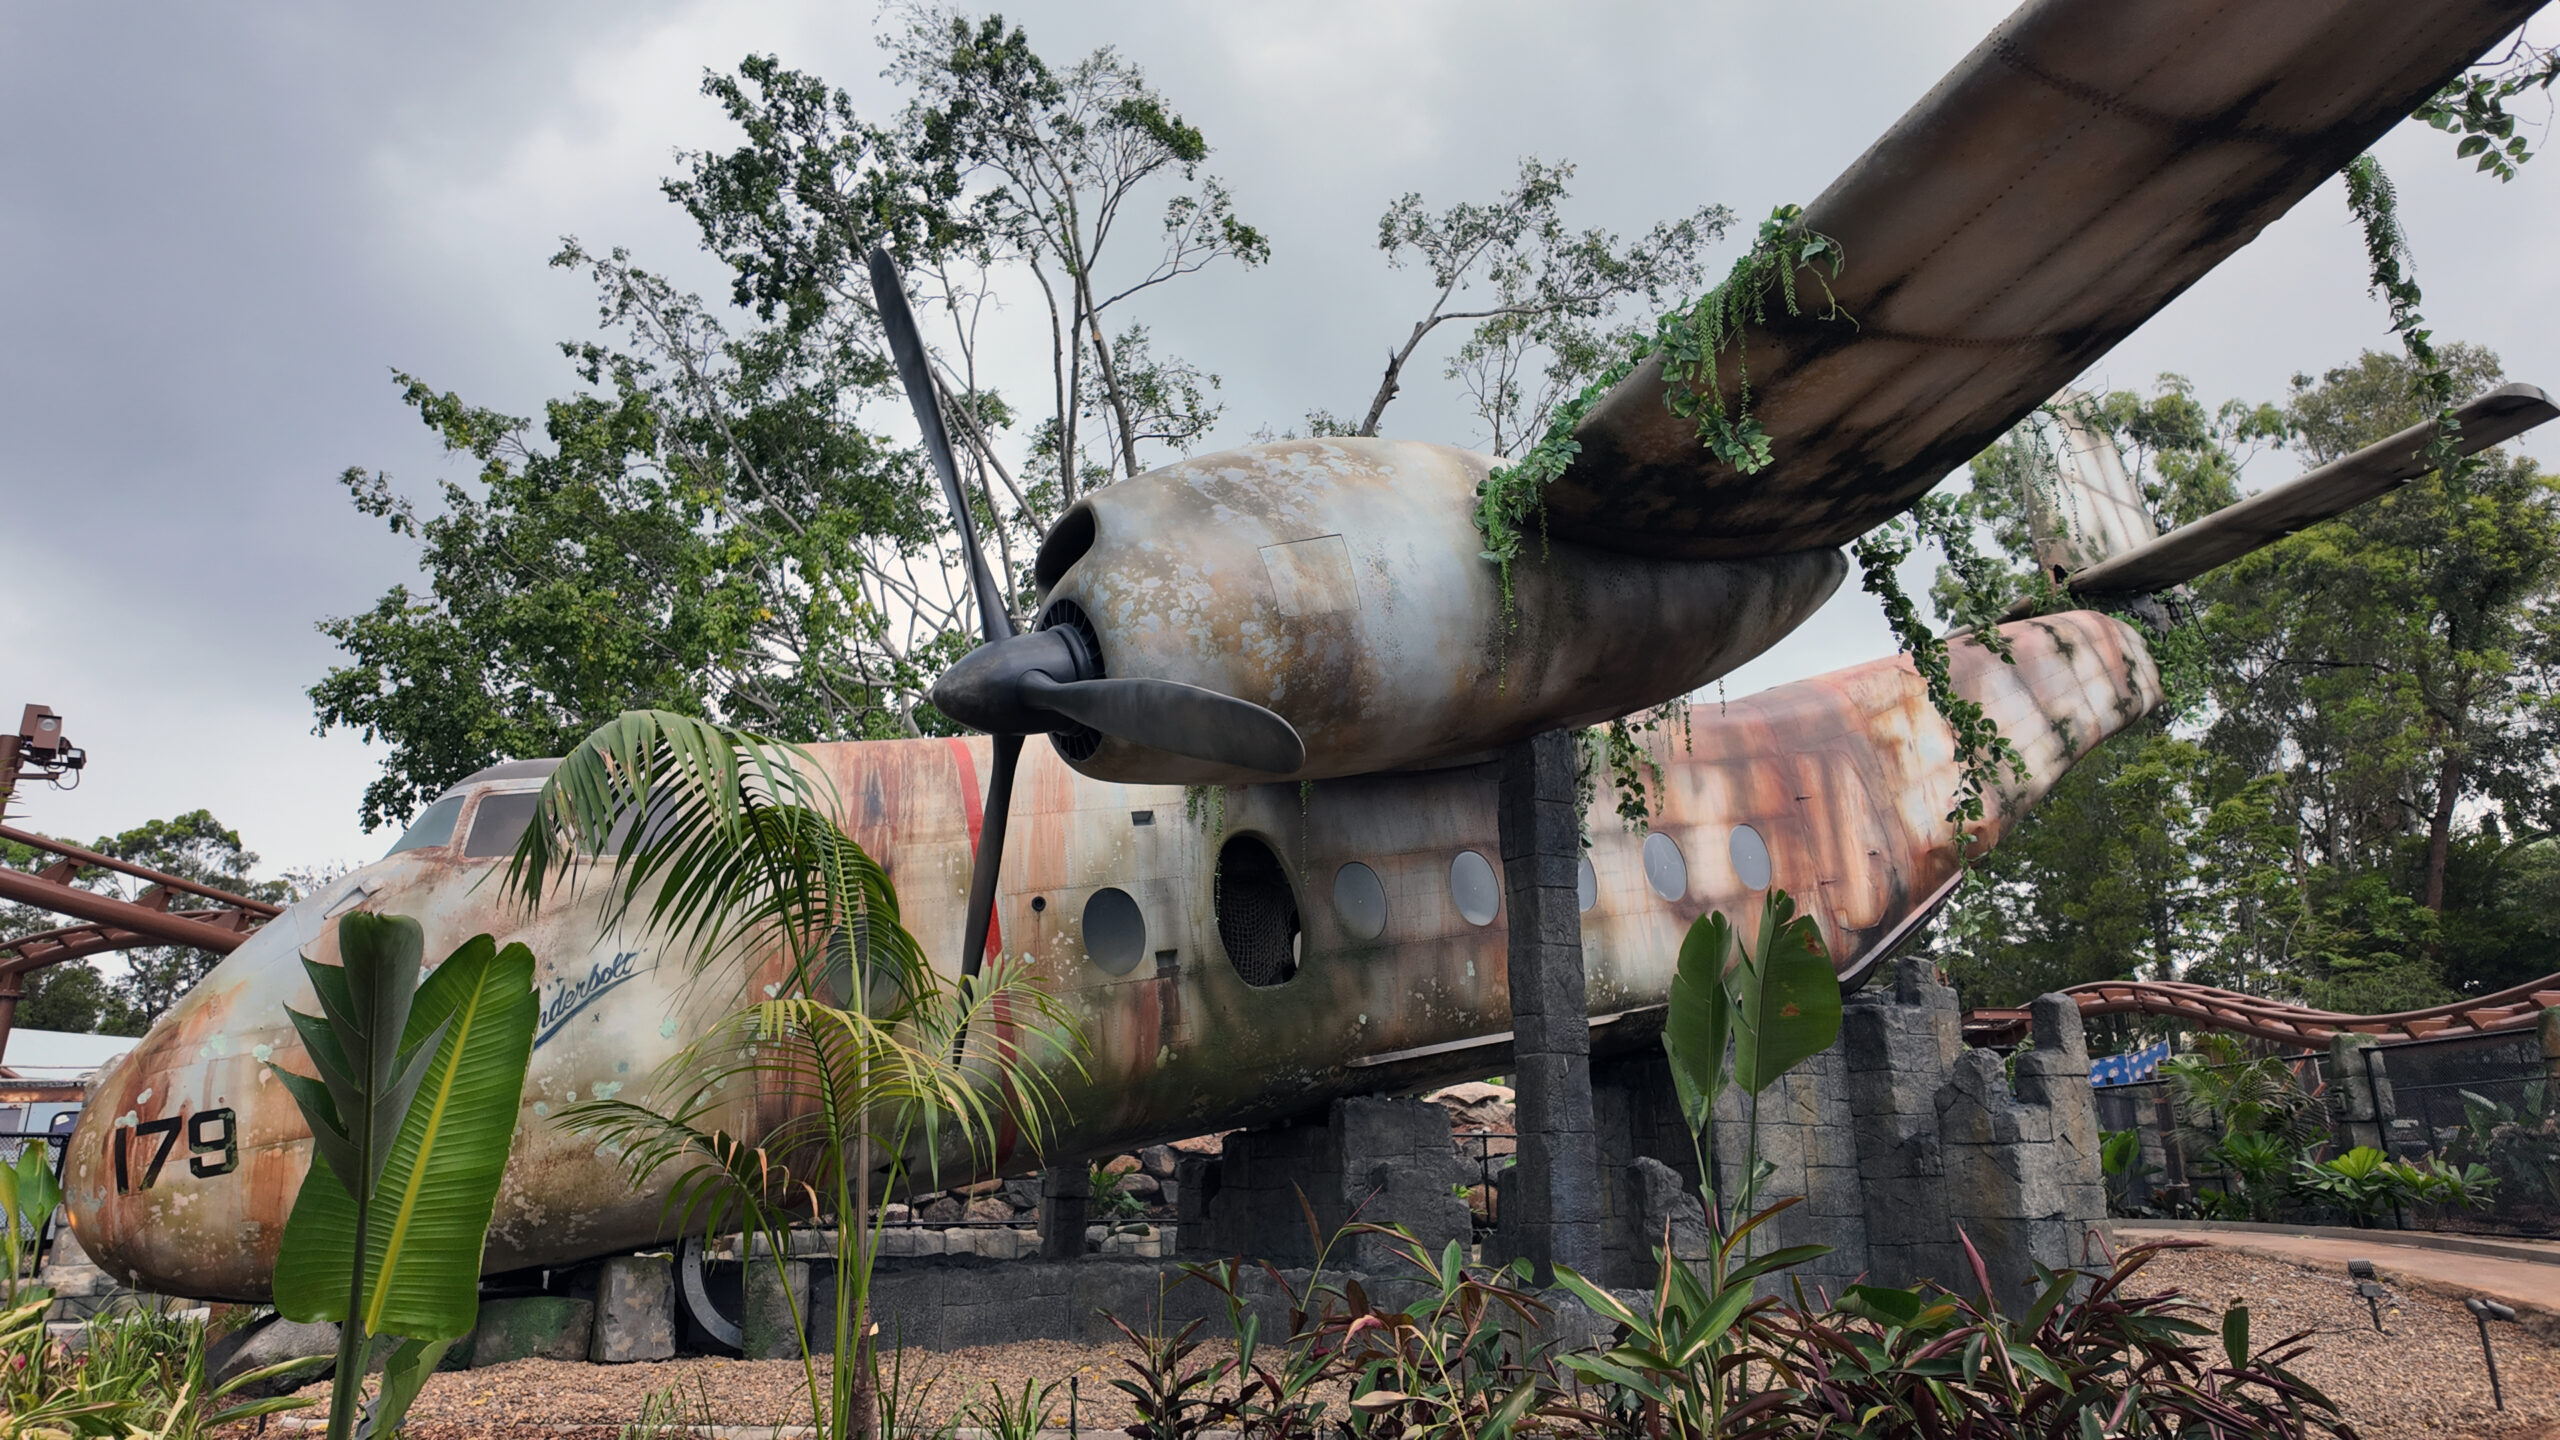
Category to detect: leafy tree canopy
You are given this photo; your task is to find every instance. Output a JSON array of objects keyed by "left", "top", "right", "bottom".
[
  {"left": 1940, "top": 346, "right": 2560, "bottom": 1018},
  {"left": 312, "top": 8, "right": 1734, "bottom": 837}
]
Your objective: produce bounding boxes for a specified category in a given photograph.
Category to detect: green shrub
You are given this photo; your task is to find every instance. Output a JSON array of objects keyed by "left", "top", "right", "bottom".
[
  {"left": 2448, "top": 1082, "right": 2560, "bottom": 1211},
  {"left": 2292, "top": 1145, "right": 2498, "bottom": 1226},
  {"left": 0, "top": 1302, "right": 318, "bottom": 1440}
]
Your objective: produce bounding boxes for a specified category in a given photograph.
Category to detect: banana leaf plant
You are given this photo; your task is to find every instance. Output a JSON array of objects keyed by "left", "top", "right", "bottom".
[
  {"left": 1658, "top": 889, "right": 1844, "bottom": 1229},
  {"left": 268, "top": 912, "right": 539, "bottom": 1440},
  {"left": 1551, "top": 890, "right": 1843, "bottom": 1431},
  {"left": 0, "top": 1138, "right": 63, "bottom": 1305}
]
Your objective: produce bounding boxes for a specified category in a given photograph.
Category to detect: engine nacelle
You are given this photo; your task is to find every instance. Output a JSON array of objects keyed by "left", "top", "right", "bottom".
[{"left": 1027, "top": 438, "right": 1845, "bottom": 783}]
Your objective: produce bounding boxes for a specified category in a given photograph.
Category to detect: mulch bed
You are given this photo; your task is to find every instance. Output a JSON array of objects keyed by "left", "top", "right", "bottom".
[{"left": 278, "top": 1245, "right": 2560, "bottom": 1439}]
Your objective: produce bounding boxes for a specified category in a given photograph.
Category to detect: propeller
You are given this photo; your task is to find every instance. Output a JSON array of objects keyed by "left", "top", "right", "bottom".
[{"left": 866, "top": 248, "right": 1304, "bottom": 983}]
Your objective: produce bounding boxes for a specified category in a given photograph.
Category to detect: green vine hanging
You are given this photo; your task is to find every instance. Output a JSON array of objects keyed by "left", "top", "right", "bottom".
[
  {"left": 2342, "top": 155, "right": 2465, "bottom": 493},
  {"left": 1571, "top": 700, "right": 1695, "bottom": 844},
  {"left": 1473, "top": 204, "right": 1848, "bottom": 613},
  {"left": 1184, "top": 783, "right": 1226, "bottom": 841},
  {"left": 1852, "top": 496, "right": 2028, "bottom": 847}
]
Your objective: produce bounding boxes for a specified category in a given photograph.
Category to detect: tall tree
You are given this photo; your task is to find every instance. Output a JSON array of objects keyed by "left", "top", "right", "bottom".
[
  {"left": 1934, "top": 350, "right": 2560, "bottom": 1014},
  {"left": 316, "top": 12, "right": 1264, "bottom": 830}
]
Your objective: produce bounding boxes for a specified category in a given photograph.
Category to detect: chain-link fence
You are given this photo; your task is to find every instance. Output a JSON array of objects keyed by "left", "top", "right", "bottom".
[{"left": 2361, "top": 1037, "right": 2557, "bottom": 1238}]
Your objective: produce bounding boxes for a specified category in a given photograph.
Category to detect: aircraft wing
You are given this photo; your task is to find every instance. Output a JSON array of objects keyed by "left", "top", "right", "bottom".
[{"left": 1540, "top": 0, "right": 2541, "bottom": 560}]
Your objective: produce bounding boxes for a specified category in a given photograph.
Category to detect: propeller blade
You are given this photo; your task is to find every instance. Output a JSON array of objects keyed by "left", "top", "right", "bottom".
[
  {"left": 956, "top": 733, "right": 1022, "bottom": 983},
  {"left": 2062, "top": 383, "right": 2559, "bottom": 600},
  {"left": 866, "top": 246, "right": 1013, "bottom": 644},
  {"left": 1019, "top": 672, "right": 1305, "bottom": 776}
]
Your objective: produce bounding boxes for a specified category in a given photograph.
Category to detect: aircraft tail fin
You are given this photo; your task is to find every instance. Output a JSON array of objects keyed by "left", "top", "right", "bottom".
[{"left": 2015, "top": 398, "right": 2161, "bottom": 587}]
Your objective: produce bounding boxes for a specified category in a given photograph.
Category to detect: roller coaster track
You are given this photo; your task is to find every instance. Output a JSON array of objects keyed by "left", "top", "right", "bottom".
[
  {"left": 1963, "top": 973, "right": 2560, "bottom": 1050},
  {"left": 0, "top": 822, "right": 277, "bottom": 1069}
]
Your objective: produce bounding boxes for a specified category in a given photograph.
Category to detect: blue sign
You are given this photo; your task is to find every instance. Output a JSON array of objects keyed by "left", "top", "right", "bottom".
[{"left": 2089, "top": 1039, "right": 2171, "bottom": 1088}]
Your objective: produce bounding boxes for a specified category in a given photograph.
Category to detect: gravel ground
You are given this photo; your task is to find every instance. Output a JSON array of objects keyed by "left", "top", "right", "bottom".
[
  {"left": 278, "top": 1246, "right": 2559, "bottom": 1440},
  {"left": 293, "top": 1339, "right": 1188, "bottom": 1437},
  {"left": 2137, "top": 1244, "right": 2559, "bottom": 1440}
]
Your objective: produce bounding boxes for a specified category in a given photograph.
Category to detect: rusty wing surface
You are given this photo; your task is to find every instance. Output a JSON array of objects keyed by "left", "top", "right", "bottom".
[{"left": 1542, "top": 0, "right": 2539, "bottom": 560}]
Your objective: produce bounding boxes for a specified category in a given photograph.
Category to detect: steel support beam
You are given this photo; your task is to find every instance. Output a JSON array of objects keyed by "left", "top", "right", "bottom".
[{"left": 0, "top": 868, "right": 256, "bottom": 954}]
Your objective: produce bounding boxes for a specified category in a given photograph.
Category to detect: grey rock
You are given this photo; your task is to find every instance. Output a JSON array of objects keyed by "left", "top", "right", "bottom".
[
  {"left": 590, "top": 1254, "right": 676, "bottom": 1363},
  {"left": 206, "top": 1315, "right": 339, "bottom": 1398},
  {"left": 469, "top": 1296, "right": 593, "bottom": 1368},
  {"left": 743, "top": 1258, "right": 811, "bottom": 1360}
]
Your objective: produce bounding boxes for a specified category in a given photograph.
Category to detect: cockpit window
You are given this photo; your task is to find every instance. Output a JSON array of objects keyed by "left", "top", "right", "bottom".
[
  {"left": 462, "top": 791, "right": 544, "bottom": 860},
  {"left": 383, "top": 795, "right": 465, "bottom": 857}
]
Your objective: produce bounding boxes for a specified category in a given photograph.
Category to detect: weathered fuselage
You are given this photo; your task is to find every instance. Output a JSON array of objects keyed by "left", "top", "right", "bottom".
[{"left": 64, "top": 607, "right": 2157, "bottom": 1301}]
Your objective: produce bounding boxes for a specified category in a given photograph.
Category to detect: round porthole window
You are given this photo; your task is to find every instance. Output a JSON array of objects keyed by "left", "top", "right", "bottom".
[
  {"left": 1082, "top": 887, "right": 1147, "bottom": 975},
  {"left": 1576, "top": 855, "right": 1597, "bottom": 913},
  {"left": 1642, "top": 831, "right": 1688, "bottom": 902},
  {"left": 1449, "top": 850, "right": 1499, "bottom": 927},
  {"left": 1333, "top": 862, "right": 1387, "bottom": 941},
  {"left": 1729, "top": 824, "right": 1773, "bottom": 891}
]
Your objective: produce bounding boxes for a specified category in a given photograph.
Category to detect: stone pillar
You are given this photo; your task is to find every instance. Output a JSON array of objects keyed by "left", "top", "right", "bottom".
[
  {"left": 1334, "top": 1096, "right": 1474, "bottom": 1271},
  {"left": 1183, "top": 1096, "right": 1469, "bottom": 1269},
  {"left": 1496, "top": 730, "right": 1601, "bottom": 1282},
  {"left": 2329, "top": 1032, "right": 2382, "bottom": 1151},
  {"left": 1935, "top": 1048, "right": 2064, "bottom": 1298},
  {"left": 1843, "top": 956, "right": 1964, "bottom": 1290},
  {"left": 2539, "top": 1006, "right": 2560, "bottom": 1085},
  {"left": 1038, "top": 1162, "right": 1090, "bottom": 1261},
  {"left": 470, "top": 1297, "right": 593, "bottom": 1367},
  {"left": 2014, "top": 993, "right": 2108, "bottom": 1254}
]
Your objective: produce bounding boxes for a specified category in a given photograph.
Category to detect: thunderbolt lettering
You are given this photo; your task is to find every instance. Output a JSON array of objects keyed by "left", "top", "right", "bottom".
[{"left": 536, "top": 951, "right": 644, "bottom": 1047}]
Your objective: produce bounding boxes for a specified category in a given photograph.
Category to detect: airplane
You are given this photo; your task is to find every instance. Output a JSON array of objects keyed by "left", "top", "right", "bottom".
[{"left": 57, "top": 0, "right": 2560, "bottom": 1304}]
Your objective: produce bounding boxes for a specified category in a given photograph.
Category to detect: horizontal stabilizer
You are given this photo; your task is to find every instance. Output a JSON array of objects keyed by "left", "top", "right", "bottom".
[{"left": 2059, "top": 383, "right": 2557, "bottom": 600}]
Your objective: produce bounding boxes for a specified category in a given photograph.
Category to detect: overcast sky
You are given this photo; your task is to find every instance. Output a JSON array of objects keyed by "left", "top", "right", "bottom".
[{"left": 4, "top": 1, "right": 2556, "bottom": 881}]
